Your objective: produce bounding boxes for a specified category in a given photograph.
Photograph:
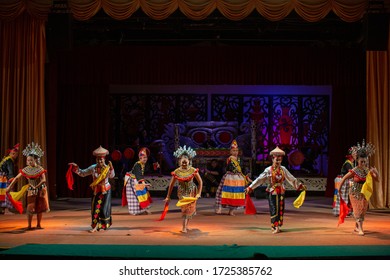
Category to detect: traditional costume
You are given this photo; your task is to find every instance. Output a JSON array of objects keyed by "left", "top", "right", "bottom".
[
  {"left": 122, "top": 147, "right": 153, "bottom": 215},
  {"left": 348, "top": 141, "right": 376, "bottom": 225},
  {"left": 336, "top": 140, "right": 379, "bottom": 235},
  {"left": 333, "top": 149, "right": 355, "bottom": 216},
  {"left": 248, "top": 146, "right": 305, "bottom": 233},
  {"left": 0, "top": 144, "right": 19, "bottom": 214},
  {"left": 171, "top": 146, "right": 200, "bottom": 219},
  {"left": 22, "top": 142, "right": 49, "bottom": 216},
  {"left": 73, "top": 146, "right": 115, "bottom": 231},
  {"left": 215, "top": 140, "right": 248, "bottom": 214},
  {"left": 165, "top": 145, "right": 203, "bottom": 232},
  {"left": 6, "top": 142, "right": 49, "bottom": 228}
]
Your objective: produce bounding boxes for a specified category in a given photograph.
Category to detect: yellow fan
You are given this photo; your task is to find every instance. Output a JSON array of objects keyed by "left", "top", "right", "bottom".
[
  {"left": 293, "top": 190, "right": 306, "bottom": 208},
  {"left": 176, "top": 196, "right": 197, "bottom": 207},
  {"left": 361, "top": 173, "right": 373, "bottom": 201}
]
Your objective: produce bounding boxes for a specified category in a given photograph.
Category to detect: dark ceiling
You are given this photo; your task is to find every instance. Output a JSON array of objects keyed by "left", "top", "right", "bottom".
[{"left": 46, "top": 4, "right": 389, "bottom": 49}]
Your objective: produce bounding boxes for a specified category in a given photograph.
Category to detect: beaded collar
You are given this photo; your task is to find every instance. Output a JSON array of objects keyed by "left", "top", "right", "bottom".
[
  {"left": 172, "top": 167, "right": 198, "bottom": 182},
  {"left": 21, "top": 165, "right": 46, "bottom": 178},
  {"left": 352, "top": 166, "right": 368, "bottom": 180}
]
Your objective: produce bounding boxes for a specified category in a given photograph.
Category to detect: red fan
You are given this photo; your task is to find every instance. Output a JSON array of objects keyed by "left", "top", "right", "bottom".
[
  {"left": 156, "top": 201, "right": 170, "bottom": 221},
  {"left": 245, "top": 195, "right": 257, "bottom": 215}
]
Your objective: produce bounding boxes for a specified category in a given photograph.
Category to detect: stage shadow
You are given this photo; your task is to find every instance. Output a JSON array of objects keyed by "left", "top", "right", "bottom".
[
  {"left": 357, "top": 231, "right": 390, "bottom": 240},
  {"left": 236, "top": 227, "right": 271, "bottom": 232},
  {"left": 281, "top": 226, "right": 329, "bottom": 233},
  {"left": 171, "top": 228, "right": 209, "bottom": 238},
  {"left": 1, "top": 227, "right": 35, "bottom": 234}
]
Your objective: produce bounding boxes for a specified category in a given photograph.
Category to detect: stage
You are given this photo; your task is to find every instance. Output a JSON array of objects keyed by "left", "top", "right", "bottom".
[{"left": 1, "top": 194, "right": 389, "bottom": 259}]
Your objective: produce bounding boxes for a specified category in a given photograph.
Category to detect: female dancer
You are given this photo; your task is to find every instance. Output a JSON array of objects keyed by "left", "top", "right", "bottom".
[
  {"left": 165, "top": 146, "right": 203, "bottom": 233},
  {"left": 337, "top": 140, "right": 379, "bottom": 236},
  {"left": 122, "top": 147, "right": 155, "bottom": 215},
  {"left": 7, "top": 142, "right": 49, "bottom": 229},
  {"left": 215, "top": 140, "right": 250, "bottom": 216}
]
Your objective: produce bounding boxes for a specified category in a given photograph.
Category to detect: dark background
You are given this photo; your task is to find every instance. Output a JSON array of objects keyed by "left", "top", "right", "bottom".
[{"left": 44, "top": 6, "right": 389, "bottom": 198}]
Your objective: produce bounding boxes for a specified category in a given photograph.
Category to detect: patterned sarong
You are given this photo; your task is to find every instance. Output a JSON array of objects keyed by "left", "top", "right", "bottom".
[
  {"left": 125, "top": 178, "right": 151, "bottom": 215},
  {"left": 220, "top": 173, "right": 246, "bottom": 207}
]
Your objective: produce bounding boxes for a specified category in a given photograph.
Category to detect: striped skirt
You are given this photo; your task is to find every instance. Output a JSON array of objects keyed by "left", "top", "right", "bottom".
[
  {"left": 125, "top": 178, "right": 152, "bottom": 215},
  {"left": 215, "top": 172, "right": 246, "bottom": 210},
  {"left": 0, "top": 175, "right": 7, "bottom": 208}
]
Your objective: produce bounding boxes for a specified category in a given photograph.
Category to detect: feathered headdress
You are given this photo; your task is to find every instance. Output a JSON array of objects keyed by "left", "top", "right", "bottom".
[
  {"left": 173, "top": 145, "right": 196, "bottom": 159},
  {"left": 22, "top": 142, "right": 44, "bottom": 158},
  {"left": 350, "top": 139, "right": 375, "bottom": 158}
]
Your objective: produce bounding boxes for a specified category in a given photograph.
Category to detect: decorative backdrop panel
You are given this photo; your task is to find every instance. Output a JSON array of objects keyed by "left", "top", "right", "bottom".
[{"left": 110, "top": 93, "right": 329, "bottom": 176}]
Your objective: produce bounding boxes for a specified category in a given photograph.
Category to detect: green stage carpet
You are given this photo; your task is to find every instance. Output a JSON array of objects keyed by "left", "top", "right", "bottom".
[{"left": 1, "top": 244, "right": 389, "bottom": 259}]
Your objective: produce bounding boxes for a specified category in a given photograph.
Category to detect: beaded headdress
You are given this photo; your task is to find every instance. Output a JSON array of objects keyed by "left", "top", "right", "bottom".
[
  {"left": 22, "top": 142, "right": 44, "bottom": 159},
  {"left": 350, "top": 139, "right": 375, "bottom": 158},
  {"left": 173, "top": 145, "right": 196, "bottom": 159}
]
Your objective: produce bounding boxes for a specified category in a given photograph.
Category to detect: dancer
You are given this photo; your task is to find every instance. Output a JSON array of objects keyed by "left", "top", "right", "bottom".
[
  {"left": 0, "top": 143, "right": 19, "bottom": 214},
  {"left": 215, "top": 140, "right": 250, "bottom": 216},
  {"left": 122, "top": 147, "right": 157, "bottom": 215},
  {"left": 165, "top": 146, "right": 203, "bottom": 233},
  {"left": 333, "top": 148, "right": 356, "bottom": 217},
  {"left": 6, "top": 142, "right": 48, "bottom": 229},
  {"left": 337, "top": 140, "right": 379, "bottom": 236},
  {"left": 68, "top": 146, "right": 115, "bottom": 232},
  {"left": 246, "top": 146, "right": 305, "bottom": 234}
]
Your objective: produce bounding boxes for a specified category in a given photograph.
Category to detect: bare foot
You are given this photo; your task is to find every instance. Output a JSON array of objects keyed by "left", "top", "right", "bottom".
[
  {"left": 181, "top": 228, "right": 187, "bottom": 233},
  {"left": 358, "top": 231, "right": 365, "bottom": 236},
  {"left": 215, "top": 208, "right": 222, "bottom": 215},
  {"left": 89, "top": 227, "right": 98, "bottom": 233},
  {"left": 272, "top": 227, "right": 281, "bottom": 234},
  {"left": 228, "top": 210, "right": 235, "bottom": 216}
]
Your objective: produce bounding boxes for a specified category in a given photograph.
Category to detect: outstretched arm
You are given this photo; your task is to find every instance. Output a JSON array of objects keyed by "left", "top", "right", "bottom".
[
  {"left": 69, "top": 163, "right": 94, "bottom": 177},
  {"left": 5, "top": 172, "right": 22, "bottom": 192},
  {"left": 246, "top": 168, "right": 269, "bottom": 193},
  {"left": 283, "top": 167, "right": 301, "bottom": 190}
]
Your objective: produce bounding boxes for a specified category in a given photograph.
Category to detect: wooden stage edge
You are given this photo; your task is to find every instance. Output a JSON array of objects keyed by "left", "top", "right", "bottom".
[{"left": 0, "top": 195, "right": 389, "bottom": 259}]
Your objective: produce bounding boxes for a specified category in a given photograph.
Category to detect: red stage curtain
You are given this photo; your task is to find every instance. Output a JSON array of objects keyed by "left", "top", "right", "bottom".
[
  {"left": 366, "top": 25, "right": 390, "bottom": 208},
  {"left": 0, "top": 9, "right": 49, "bottom": 195},
  {"left": 67, "top": 0, "right": 367, "bottom": 22}
]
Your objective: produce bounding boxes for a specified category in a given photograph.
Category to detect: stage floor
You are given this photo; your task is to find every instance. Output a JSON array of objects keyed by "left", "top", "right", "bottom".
[{"left": 1, "top": 195, "right": 390, "bottom": 259}]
